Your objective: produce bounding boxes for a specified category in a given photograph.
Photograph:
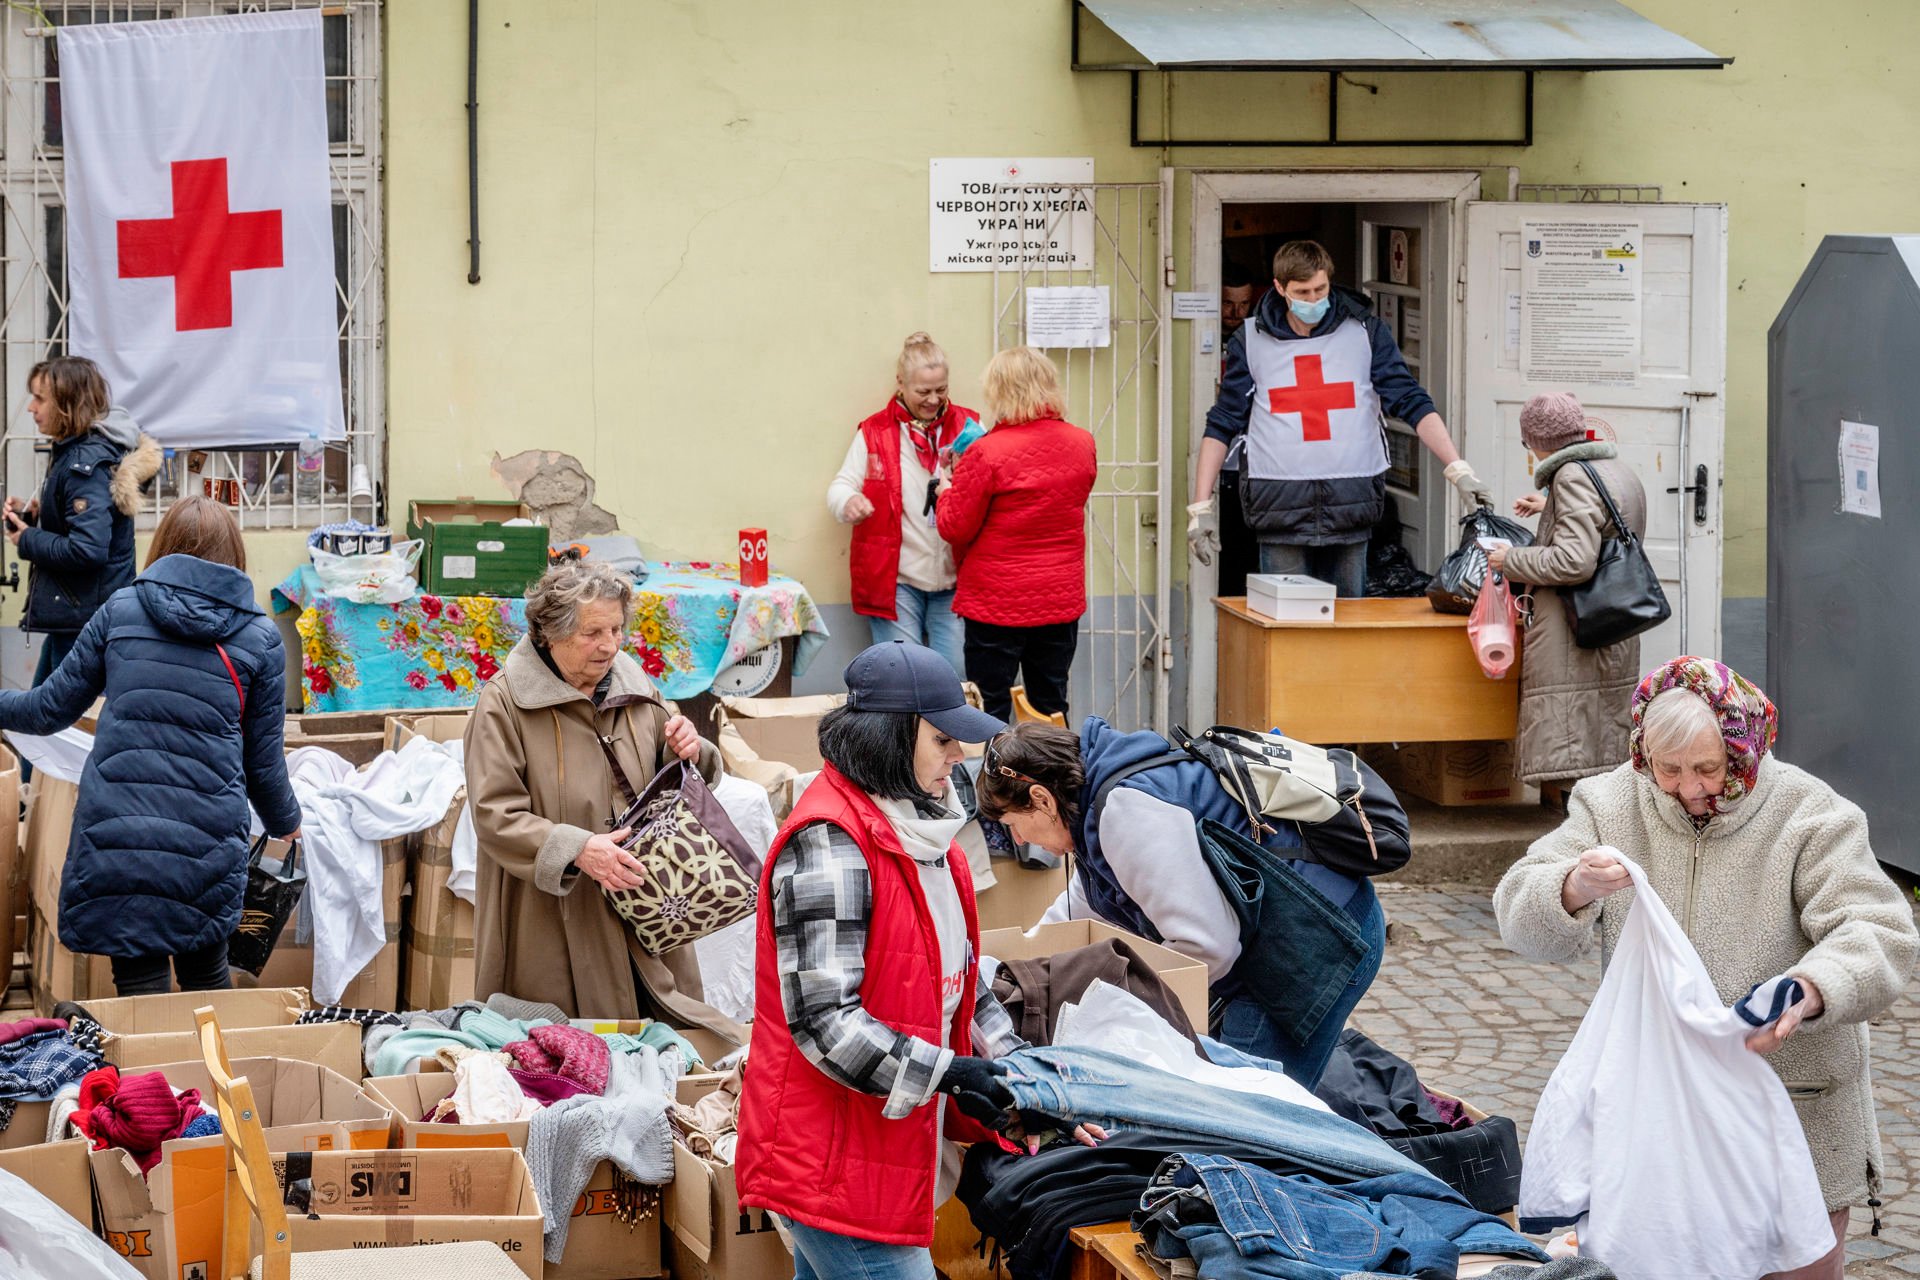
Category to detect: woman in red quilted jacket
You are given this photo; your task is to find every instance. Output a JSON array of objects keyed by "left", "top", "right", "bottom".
[{"left": 936, "top": 347, "right": 1097, "bottom": 723}]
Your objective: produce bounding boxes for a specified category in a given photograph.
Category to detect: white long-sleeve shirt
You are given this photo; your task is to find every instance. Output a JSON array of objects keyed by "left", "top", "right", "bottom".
[
  {"left": 826, "top": 426, "right": 956, "bottom": 593},
  {"left": 1037, "top": 786, "right": 1243, "bottom": 982}
]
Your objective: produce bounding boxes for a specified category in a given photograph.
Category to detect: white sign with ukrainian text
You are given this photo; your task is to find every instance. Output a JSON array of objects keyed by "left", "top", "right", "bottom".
[{"left": 929, "top": 158, "right": 1094, "bottom": 273}]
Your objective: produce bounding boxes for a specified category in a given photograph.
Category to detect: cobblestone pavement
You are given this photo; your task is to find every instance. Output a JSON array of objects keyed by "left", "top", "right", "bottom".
[{"left": 1354, "top": 882, "right": 1920, "bottom": 1278}]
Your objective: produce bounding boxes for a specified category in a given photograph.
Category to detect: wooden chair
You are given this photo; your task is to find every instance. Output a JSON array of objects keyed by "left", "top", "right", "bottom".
[
  {"left": 1010, "top": 685, "right": 1067, "bottom": 727},
  {"left": 193, "top": 1007, "right": 526, "bottom": 1280}
]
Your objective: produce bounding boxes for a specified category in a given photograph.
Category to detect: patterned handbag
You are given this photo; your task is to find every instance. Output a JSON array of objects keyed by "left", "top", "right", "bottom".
[{"left": 603, "top": 758, "right": 762, "bottom": 955}]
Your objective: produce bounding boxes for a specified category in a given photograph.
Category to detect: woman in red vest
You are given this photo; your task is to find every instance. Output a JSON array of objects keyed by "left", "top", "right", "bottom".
[
  {"left": 827, "top": 333, "right": 979, "bottom": 678},
  {"left": 737, "top": 641, "right": 1100, "bottom": 1278},
  {"left": 936, "top": 346, "right": 1098, "bottom": 724}
]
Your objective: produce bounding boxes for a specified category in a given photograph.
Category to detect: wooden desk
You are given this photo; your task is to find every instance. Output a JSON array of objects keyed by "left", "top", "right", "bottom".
[{"left": 1214, "top": 596, "right": 1518, "bottom": 744}]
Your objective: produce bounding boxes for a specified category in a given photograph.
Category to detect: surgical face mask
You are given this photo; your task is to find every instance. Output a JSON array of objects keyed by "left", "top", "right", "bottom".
[{"left": 1288, "top": 296, "right": 1331, "bottom": 325}]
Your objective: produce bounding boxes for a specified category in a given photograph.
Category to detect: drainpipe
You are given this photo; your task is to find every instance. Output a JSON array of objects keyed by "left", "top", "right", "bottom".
[{"left": 466, "top": 0, "right": 481, "bottom": 284}]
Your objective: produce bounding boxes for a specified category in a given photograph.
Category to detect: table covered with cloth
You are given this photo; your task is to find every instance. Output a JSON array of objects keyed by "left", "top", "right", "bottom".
[{"left": 273, "top": 561, "right": 829, "bottom": 712}]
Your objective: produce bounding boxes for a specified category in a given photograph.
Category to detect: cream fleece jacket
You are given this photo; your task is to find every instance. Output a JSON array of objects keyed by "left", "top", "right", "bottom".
[{"left": 1493, "top": 757, "right": 1919, "bottom": 1211}]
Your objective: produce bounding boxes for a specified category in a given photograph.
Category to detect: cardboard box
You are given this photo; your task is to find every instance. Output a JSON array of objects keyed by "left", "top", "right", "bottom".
[
  {"left": 713, "top": 717, "right": 803, "bottom": 819},
  {"left": 664, "top": 1075, "right": 788, "bottom": 1280},
  {"left": 24, "top": 770, "right": 117, "bottom": 1011},
  {"left": 363, "top": 1073, "right": 665, "bottom": 1279},
  {"left": 386, "top": 706, "right": 472, "bottom": 752},
  {"left": 391, "top": 715, "right": 477, "bottom": 1011},
  {"left": 247, "top": 834, "right": 406, "bottom": 1010},
  {"left": 978, "top": 919, "right": 1211, "bottom": 1033},
  {"left": 281, "top": 1149, "right": 545, "bottom": 1280},
  {"left": 0, "top": 1136, "right": 94, "bottom": 1228},
  {"left": 0, "top": 742, "right": 20, "bottom": 1002},
  {"left": 284, "top": 709, "right": 395, "bottom": 767},
  {"left": 973, "top": 859, "right": 1068, "bottom": 933},
  {"left": 29, "top": 902, "right": 116, "bottom": 1012},
  {"left": 1368, "top": 739, "right": 1523, "bottom": 807},
  {"left": 713, "top": 693, "right": 844, "bottom": 775},
  {"left": 92, "top": 1057, "right": 395, "bottom": 1280},
  {"left": 0, "top": 1099, "right": 55, "bottom": 1150},
  {"left": 87, "top": 987, "right": 363, "bottom": 1082}
]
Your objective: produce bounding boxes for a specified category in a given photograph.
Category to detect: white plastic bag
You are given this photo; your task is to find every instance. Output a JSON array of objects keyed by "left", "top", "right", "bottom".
[
  {"left": 1052, "top": 979, "right": 1332, "bottom": 1115},
  {"left": 0, "top": 1168, "right": 144, "bottom": 1280},
  {"left": 311, "top": 537, "right": 424, "bottom": 604},
  {"left": 1520, "top": 856, "right": 1832, "bottom": 1279}
]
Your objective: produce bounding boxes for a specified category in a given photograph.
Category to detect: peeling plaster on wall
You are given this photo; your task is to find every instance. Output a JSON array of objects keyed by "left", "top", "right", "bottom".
[{"left": 490, "top": 450, "right": 619, "bottom": 541}]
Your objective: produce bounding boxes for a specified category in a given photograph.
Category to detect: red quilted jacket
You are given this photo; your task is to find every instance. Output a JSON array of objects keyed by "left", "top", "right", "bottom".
[{"left": 936, "top": 417, "right": 1097, "bottom": 627}]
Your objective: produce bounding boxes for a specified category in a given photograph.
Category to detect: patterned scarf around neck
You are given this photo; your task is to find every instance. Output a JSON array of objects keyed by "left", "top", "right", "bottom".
[{"left": 1628, "top": 656, "right": 1778, "bottom": 814}]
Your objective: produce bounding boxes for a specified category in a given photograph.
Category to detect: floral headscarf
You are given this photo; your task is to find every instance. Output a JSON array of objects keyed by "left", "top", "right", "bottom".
[{"left": 1628, "top": 656, "right": 1778, "bottom": 812}]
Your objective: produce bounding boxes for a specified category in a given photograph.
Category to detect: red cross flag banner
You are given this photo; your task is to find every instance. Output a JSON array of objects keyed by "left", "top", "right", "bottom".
[{"left": 59, "top": 10, "right": 344, "bottom": 448}]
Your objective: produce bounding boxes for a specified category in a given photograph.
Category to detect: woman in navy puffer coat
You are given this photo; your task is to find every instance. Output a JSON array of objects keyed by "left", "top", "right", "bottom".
[{"left": 0, "top": 496, "right": 302, "bottom": 995}]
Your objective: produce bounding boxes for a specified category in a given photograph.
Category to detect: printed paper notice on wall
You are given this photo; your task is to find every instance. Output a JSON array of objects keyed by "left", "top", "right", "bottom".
[
  {"left": 1520, "top": 220, "right": 1642, "bottom": 386},
  {"left": 1171, "top": 291, "right": 1215, "bottom": 320},
  {"left": 1839, "top": 419, "right": 1882, "bottom": 518},
  {"left": 1026, "top": 286, "right": 1111, "bottom": 348}
]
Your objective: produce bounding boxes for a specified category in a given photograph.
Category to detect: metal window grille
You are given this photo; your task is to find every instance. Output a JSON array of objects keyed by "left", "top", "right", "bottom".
[
  {"left": 0, "top": 0, "right": 384, "bottom": 530},
  {"left": 1516, "top": 183, "right": 1664, "bottom": 203}
]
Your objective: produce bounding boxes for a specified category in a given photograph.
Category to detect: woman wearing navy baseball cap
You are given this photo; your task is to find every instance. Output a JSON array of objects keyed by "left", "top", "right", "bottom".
[{"left": 736, "top": 641, "right": 1100, "bottom": 1278}]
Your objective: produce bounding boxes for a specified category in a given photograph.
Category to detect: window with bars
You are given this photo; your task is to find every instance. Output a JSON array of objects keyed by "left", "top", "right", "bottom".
[{"left": 0, "top": 0, "right": 384, "bottom": 529}]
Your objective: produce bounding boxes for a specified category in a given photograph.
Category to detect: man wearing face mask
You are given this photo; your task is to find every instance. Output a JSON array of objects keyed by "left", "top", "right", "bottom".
[{"left": 1187, "top": 240, "right": 1491, "bottom": 598}]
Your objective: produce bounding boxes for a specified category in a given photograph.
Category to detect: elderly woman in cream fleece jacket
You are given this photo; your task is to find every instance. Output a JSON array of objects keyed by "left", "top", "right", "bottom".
[{"left": 1494, "top": 657, "right": 1917, "bottom": 1280}]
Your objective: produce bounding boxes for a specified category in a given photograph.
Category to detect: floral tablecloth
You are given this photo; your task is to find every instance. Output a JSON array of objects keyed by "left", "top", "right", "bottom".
[{"left": 273, "top": 561, "right": 830, "bottom": 712}]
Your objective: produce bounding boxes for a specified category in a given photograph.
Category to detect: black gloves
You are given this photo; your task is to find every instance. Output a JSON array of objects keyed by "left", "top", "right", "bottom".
[{"left": 939, "top": 1054, "right": 1015, "bottom": 1128}]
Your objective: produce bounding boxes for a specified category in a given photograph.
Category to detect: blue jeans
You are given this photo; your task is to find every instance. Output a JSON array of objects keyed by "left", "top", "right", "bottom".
[
  {"left": 868, "top": 583, "right": 965, "bottom": 678},
  {"left": 1257, "top": 539, "right": 1366, "bottom": 598},
  {"left": 1138, "top": 1155, "right": 1545, "bottom": 1280},
  {"left": 1214, "top": 878, "right": 1386, "bottom": 1091},
  {"left": 996, "top": 1044, "right": 1435, "bottom": 1187},
  {"left": 781, "top": 1217, "right": 933, "bottom": 1280}
]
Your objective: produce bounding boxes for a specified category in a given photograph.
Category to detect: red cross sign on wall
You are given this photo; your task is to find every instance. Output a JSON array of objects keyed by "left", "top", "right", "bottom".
[
  {"left": 1267, "top": 354, "right": 1357, "bottom": 442},
  {"left": 117, "top": 158, "right": 284, "bottom": 332}
]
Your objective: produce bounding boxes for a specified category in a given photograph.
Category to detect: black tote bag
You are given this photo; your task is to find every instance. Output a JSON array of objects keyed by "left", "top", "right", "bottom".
[
  {"left": 1564, "top": 461, "right": 1671, "bottom": 649},
  {"left": 228, "top": 837, "right": 307, "bottom": 976}
]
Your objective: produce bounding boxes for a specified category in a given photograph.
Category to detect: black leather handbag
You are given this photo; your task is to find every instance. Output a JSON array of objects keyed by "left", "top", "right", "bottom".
[{"left": 1564, "top": 461, "right": 1671, "bottom": 649}]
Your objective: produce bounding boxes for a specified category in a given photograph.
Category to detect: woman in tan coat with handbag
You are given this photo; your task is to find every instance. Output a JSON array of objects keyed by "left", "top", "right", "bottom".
[
  {"left": 464, "top": 559, "right": 741, "bottom": 1038},
  {"left": 1488, "top": 393, "right": 1648, "bottom": 788}
]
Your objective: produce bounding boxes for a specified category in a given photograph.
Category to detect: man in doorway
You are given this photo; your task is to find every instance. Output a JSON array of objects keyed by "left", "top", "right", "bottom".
[
  {"left": 1219, "top": 263, "right": 1256, "bottom": 339},
  {"left": 1187, "top": 239, "right": 1492, "bottom": 597}
]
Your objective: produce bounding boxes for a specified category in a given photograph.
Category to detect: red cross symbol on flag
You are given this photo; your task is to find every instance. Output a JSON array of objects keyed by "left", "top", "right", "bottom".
[
  {"left": 116, "top": 158, "right": 284, "bottom": 331},
  {"left": 1267, "top": 354, "right": 1357, "bottom": 442}
]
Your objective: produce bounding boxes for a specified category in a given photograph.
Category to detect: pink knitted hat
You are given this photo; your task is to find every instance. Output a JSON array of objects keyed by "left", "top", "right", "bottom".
[
  {"left": 1519, "top": 392, "right": 1591, "bottom": 453},
  {"left": 504, "top": 1024, "right": 611, "bottom": 1095}
]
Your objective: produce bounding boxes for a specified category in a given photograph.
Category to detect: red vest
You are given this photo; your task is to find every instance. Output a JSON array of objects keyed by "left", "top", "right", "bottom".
[
  {"left": 848, "top": 400, "right": 976, "bottom": 620},
  {"left": 735, "top": 765, "right": 988, "bottom": 1246}
]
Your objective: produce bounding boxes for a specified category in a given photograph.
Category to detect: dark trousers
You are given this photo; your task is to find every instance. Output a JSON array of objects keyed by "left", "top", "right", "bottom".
[
  {"left": 963, "top": 619, "right": 1077, "bottom": 723},
  {"left": 110, "top": 937, "right": 234, "bottom": 998}
]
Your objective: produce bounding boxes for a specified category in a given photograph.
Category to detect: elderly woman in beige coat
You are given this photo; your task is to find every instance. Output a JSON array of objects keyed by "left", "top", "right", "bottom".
[
  {"left": 1494, "top": 657, "right": 1918, "bottom": 1280},
  {"left": 1488, "top": 393, "right": 1647, "bottom": 789},
  {"left": 465, "top": 559, "right": 741, "bottom": 1038}
]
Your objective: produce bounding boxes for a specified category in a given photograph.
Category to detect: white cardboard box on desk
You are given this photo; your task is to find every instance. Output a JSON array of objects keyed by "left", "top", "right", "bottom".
[{"left": 1246, "top": 573, "right": 1337, "bottom": 623}]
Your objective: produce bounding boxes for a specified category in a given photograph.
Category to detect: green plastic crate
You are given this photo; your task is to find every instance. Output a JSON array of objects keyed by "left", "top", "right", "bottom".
[{"left": 406, "top": 499, "right": 549, "bottom": 597}]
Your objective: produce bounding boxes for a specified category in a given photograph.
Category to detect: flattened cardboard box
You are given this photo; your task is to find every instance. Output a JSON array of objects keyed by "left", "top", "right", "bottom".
[
  {"left": 0, "top": 1136, "right": 94, "bottom": 1229},
  {"left": 973, "top": 859, "right": 1068, "bottom": 933},
  {"left": 363, "top": 1071, "right": 664, "bottom": 1279},
  {"left": 281, "top": 1148, "right": 542, "bottom": 1280},
  {"left": 91, "top": 1057, "right": 392, "bottom": 1280},
  {"left": 88, "top": 986, "right": 362, "bottom": 1082},
  {"left": 1367, "top": 739, "right": 1525, "bottom": 807},
  {"left": 665, "top": 1074, "right": 788, "bottom": 1280},
  {"left": 978, "top": 919, "right": 1211, "bottom": 1033}
]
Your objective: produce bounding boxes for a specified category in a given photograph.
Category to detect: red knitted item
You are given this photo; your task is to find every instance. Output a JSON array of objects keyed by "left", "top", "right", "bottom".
[
  {"left": 73, "top": 1068, "right": 203, "bottom": 1174},
  {"left": 503, "top": 1024, "right": 610, "bottom": 1095}
]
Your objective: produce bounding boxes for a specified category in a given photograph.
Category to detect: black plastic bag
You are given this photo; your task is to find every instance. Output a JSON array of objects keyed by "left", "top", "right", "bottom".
[
  {"left": 1426, "top": 505, "right": 1534, "bottom": 615},
  {"left": 227, "top": 837, "right": 306, "bottom": 976},
  {"left": 1365, "top": 542, "right": 1431, "bottom": 598}
]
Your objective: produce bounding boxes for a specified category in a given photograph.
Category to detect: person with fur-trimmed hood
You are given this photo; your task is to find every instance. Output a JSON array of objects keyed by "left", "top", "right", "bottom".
[{"left": 4, "top": 355, "right": 162, "bottom": 686}]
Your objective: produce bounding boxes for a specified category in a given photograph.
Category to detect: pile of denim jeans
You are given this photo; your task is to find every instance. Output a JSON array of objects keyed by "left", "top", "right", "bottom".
[{"left": 957, "top": 1045, "right": 1548, "bottom": 1280}]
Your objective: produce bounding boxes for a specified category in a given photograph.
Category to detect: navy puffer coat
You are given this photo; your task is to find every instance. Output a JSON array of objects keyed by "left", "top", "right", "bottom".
[{"left": 0, "top": 554, "right": 303, "bottom": 958}]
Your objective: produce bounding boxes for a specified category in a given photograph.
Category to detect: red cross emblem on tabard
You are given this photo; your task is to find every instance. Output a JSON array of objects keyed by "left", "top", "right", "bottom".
[
  {"left": 1266, "top": 354, "right": 1357, "bottom": 442},
  {"left": 117, "top": 158, "right": 284, "bottom": 332}
]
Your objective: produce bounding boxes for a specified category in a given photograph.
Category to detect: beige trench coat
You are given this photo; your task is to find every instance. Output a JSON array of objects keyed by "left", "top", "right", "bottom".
[
  {"left": 464, "top": 637, "right": 742, "bottom": 1040},
  {"left": 1501, "top": 443, "right": 1648, "bottom": 786}
]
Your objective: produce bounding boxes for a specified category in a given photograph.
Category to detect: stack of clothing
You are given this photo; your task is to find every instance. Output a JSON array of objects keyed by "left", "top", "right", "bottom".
[
  {"left": 669, "top": 1061, "right": 741, "bottom": 1164},
  {"left": 0, "top": 1012, "right": 105, "bottom": 1135},
  {"left": 60, "top": 1065, "right": 221, "bottom": 1175}
]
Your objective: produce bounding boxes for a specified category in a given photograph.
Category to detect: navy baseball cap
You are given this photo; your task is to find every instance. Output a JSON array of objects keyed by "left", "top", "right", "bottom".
[{"left": 844, "top": 642, "right": 1006, "bottom": 742}]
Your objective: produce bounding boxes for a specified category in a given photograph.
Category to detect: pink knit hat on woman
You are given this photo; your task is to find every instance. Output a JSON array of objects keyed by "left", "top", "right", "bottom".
[{"left": 1519, "top": 392, "right": 1591, "bottom": 453}]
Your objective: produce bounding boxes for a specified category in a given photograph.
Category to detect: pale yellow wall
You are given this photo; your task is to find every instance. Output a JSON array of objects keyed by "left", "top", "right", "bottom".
[{"left": 373, "top": 0, "right": 1920, "bottom": 611}]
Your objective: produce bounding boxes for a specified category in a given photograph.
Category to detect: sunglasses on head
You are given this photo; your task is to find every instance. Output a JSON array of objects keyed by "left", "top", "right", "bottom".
[{"left": 984, "top": 735, "right": 1039, "bottom": 789}]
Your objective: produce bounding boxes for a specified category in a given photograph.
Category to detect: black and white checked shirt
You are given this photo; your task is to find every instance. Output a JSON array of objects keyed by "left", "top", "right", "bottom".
[{"left": 771, "top": 818, "right": 1024, "bottom": 1119}]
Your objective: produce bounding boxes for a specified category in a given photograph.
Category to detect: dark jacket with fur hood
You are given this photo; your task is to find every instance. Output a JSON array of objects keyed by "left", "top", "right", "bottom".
[{"left": 20, "top": 406, "right": 163, "bottom": 635}]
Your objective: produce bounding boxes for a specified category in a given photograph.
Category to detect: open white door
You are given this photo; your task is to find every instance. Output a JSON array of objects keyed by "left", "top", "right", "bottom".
[{"left": 1461, "top": 201, "right": 1727, "bottom": 666}]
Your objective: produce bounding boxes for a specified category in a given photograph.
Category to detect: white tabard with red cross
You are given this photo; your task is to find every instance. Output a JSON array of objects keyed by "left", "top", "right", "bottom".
[{"left": 1243, "top": 318, "right": 1386, "bottom": 482}]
